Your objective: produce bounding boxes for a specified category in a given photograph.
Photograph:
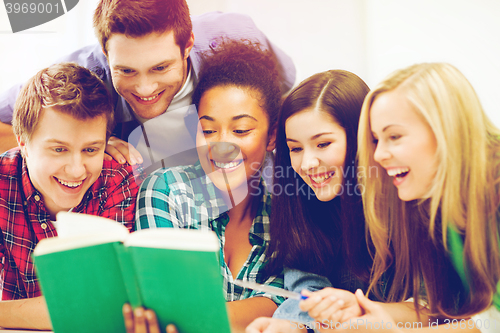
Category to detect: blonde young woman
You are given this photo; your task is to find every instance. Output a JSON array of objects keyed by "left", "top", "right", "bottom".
[{"left": 297, "top": 63, "right": 500, "bottom": 333}]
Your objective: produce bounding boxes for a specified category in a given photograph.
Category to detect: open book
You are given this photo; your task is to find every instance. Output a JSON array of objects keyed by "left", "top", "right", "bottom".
[{"left": 33, "top": 212, "right": 231, "bottom": 333}]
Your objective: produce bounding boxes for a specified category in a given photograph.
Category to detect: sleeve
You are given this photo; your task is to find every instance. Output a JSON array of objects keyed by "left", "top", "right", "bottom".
[
  {"left": 99, "top": 163, "right": 139, "bottom": 231},
  {"left": 190, "top": 12, "right": 296, "bottom": 94},
  {"left": 272, "top": 268, "right": 332, "bottom": 324},
  {"left": 135, "top": 172, "right": 183, "bottom": 231}
]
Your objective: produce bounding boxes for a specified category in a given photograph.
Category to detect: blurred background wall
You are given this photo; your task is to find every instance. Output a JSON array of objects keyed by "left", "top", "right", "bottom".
[{"left": 1, "top": 0, "right": 499, "bottom": 124}]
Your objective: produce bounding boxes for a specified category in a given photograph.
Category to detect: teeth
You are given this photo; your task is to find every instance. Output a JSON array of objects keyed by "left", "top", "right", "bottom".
[
  {"left": 56, "top": 178, "right": 83, "bottom": 188},
  {"left": 138, "top": 94, "right": 159, "bottom": 101},
  {"left": 387, "top": 168, "right": 410, "bottom": 177},
  {"left": 214, "top": 160, "right": 240, "bottom": 169},
  {"left": 310, "top": 172, "right": 334, "bottom": 183}
]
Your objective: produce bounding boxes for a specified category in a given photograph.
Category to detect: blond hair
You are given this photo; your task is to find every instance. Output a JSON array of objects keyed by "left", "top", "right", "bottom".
[
  {"left": 12, "top": 62, "right": 114, "bottom": 143},
  {"left": 358, "top": 63, "right": 500, "bottom": 318}
]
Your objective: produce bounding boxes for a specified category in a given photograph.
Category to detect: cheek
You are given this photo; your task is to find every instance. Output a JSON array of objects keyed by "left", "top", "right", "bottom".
[{"left": 289, "top": 154, "right": 301, "bottom": 175}]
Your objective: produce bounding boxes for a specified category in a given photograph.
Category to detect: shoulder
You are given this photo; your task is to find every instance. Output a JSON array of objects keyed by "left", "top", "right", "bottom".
[
  {"left": 190, "top": 11, "right": 268, "bottom": 68},
  {"left": 192, "top": 11, "right": 256, "bottom": 29},
  {"left": 0, "top": 148, "right": 22, "bottom": 178}
]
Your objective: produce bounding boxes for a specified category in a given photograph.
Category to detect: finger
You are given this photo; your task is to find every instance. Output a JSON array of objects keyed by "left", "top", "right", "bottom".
[
  {"left": 105, "top": 145, "right": 127, "bottom": 164},
  {"left": 104, "top": 153, "right": 113, "bottom": 161},
  {"left": 133, "top": 307, "right": 148, "bottom": 333},
  {"left": 145, "top": 309, "right": 161, "bottom": 333},
  {"left": 307, "top": 295, "right": 343, "bottom": 319},
  {"left": 245, "top": 317, "right": 271, "bottom": 333},
  {"left": 354, "top": 289, "right": 377, "bottom": 314},
  {"left": 317, "top": 298, "right": 347, "bottom": 324},
  {"left": 166, "top": 324, "right": 179, "bottom": 333},
  {"left": 127, "top": 142, "right": 143, "bottom": 164},
  {"left": 123, "top": 304, "right": 135, "bottom": 333},
  {"left": 299, "top": 292, "right": 324, "bottom": 312}
]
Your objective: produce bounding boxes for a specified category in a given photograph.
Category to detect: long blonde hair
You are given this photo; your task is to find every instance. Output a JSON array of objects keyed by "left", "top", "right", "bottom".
[{"left": 358, "top": 63, "right": 500, "bottom": 318}]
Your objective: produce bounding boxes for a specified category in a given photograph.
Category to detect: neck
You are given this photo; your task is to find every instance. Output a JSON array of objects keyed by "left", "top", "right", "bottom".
[{"left": 224, "top": 177, "right": 261, "bottom": 226}]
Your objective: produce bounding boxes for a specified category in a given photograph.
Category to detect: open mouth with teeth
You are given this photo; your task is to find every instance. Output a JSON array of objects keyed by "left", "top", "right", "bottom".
[
  {"left": 309, "top": 171, "right": 335, "bottom": 185},
  {"left": 55, "top": 177, "right": 84, "bottom": 188},
  {"left": 212, "top": 159, "right": 243, "bottom": 171},
  {"left": 387, "top": 167, "right": 410, "bottom": 181},
  {"left": 134, "top": 90, "right": 164, "bottom": 103}
]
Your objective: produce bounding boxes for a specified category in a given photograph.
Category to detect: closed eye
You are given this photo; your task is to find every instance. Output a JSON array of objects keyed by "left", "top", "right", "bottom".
[{"left": 289, "top": 147, "right": 302, "bottom": 153}]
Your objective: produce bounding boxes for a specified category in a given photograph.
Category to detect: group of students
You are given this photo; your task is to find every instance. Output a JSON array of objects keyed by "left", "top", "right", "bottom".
[{"left": 0, "top": 1, "right": 499, "bottom": 333}]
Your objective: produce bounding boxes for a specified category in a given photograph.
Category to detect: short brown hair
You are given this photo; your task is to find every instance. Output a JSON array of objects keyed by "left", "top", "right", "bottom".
[
  {"left": 12, "top": 62, "right": 114, "bottom": 143},
  {"left": 93, "top": 0, "right": 192, "bottom": 56}
]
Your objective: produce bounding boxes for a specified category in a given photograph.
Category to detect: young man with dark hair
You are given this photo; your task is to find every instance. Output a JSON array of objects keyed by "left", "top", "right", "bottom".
[
  {"left": 0, "top": 0, "right": 296, "bottom": 172},
  {"left": 0, "top": 62, "right": 138, "bottom": 329}
]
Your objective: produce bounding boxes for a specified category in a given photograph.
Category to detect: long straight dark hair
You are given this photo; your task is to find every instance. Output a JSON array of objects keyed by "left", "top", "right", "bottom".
[{"left": 266, "top": 70, "right": 372, "bottom": 281}]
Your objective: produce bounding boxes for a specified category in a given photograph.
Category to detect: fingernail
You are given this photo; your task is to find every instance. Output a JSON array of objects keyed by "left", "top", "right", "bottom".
[
  {"left": 337, "top": 299, "right": 345, "bottom": 306},
  {"left": 119, "top": 158, "right": 125, "bottom": 164},
  {"left": 130, "top": 156, "right": 136, "bottom": 165}
]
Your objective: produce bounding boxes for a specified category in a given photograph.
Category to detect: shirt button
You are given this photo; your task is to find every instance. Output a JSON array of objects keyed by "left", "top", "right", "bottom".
[
  {"left": 34, "top": 195, "right": 40, "bottom": 201},
  {"left": 41, "top": 223, "right": 47, "bottom": 230}
]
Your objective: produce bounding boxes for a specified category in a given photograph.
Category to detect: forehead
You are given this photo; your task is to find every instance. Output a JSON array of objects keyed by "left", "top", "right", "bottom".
[
  {"left": 106, "top": 30, "right": 181, "bottom": 67},
  {"left": 198, "top": 86, "right": 268, "bottom": 123},
  {"left": 285, "top": 108, "right": 344, "bottom": 136},
  {"left": 31, "top": 107, "right": 107, "bottom": 141},
  {"left": 369, "top": 90, "right": 420, "bottom": 129}
]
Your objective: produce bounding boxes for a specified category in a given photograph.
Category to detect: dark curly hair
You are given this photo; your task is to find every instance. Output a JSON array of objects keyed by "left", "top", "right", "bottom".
[{"left": 191, "top": 39, "right": 282, "bottom": 135}]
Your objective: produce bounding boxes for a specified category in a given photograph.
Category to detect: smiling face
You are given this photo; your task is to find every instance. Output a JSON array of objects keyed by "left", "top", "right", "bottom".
[
  {"left": 107, "top": 30, "right": 194, "bottom": 120},
  {"left": 196, "top": 86, "right": 275, "bottom": 192},
  {"left": 19, "top": 107, "right": 107, "bottom": 219},
  {"left": 370, "top": 89, "right": 438, "bottom": 201},
  {"left": 286, "top": 108, "right": 347, "bottom": 202}
]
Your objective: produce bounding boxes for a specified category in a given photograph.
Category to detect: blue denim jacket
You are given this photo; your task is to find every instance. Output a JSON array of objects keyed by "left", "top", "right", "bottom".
[
  {"left": 272, "top": 268, "right": 332, "bottom": 324},
  {"left": 273, "top": 267, "right": 367, "bottom": 325}
]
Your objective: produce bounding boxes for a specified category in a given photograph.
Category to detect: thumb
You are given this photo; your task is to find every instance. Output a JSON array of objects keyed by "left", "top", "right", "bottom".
[{"left": 354, "top": 289, "right": 377, "bottom": 313}]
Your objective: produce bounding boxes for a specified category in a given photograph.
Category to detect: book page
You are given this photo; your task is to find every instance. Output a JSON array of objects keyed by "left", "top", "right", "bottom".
[{"left": 124, "top": 228, "right": 219, "bottom": 252}]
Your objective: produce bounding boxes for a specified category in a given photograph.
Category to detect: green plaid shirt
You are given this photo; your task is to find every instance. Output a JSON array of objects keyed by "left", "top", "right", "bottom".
[{"left": 136, "top": 161, "right": 284, "bottom": 305}]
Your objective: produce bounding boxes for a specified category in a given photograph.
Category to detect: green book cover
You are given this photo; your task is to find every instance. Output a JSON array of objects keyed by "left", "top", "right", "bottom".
[{"left": 33, "top": 212, "right": 231, "bottom": 333}]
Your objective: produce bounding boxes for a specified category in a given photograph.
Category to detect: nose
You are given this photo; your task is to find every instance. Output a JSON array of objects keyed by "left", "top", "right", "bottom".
[
  {"left": 210, "top": 142, "right": 240, "bottom": 161},
  {"left": 65, "top": 153, "right": 86, "bottom": 179},
  {"left": 373, "top": 141, "right": 390, "bottom": 163},
  {"left": 135, "top": 74, "right": 158, "bottom": 97},
  {"left": 300, "top": 148, "right": 320, "bottom": 172}
]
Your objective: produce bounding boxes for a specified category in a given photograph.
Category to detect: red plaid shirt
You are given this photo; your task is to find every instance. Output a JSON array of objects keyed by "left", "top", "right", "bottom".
[{"left": 0, "top": 148, "right": 138, "bottom": 300}]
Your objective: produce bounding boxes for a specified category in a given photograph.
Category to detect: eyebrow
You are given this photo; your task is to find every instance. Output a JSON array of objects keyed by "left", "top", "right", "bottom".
[
  {"left": 114, "top": 60, "right": 173, "bottom": 70},
  {"left": 382, "top": 124, "right": 402, "bottom": 132},
  {"left": 45, "top": 139, "right": 106, "bottom": 146},
  {"left": 199, "top": 114, "right": 258, "bottom": 122},
  {"left": 286, "top": 132, "right": 334, "bottom": 143}
]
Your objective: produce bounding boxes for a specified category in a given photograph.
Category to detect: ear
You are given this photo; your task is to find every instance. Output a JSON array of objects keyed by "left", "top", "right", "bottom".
[
  {"left": 183, "top": 32, "right": 195, "bottom": 60},
  {"left": 17, "top": 135, "right": 28, "bottom": 157},
  {"left": 266, "top": 128, "right": 276, "bottom": 152}
]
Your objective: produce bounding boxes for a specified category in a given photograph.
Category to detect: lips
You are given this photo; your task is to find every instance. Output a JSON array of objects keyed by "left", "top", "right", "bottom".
[
  {"left": 386, "top": 167, "right": 410, "bottom": 186},
  {"left": 133, "top": 90, "right": 164, "bottom": 104},
  {"left": 54, "top": 177, "right": 84, "bottom": 188},
  {"left": 308, "top": 171, "right": 335, "bottom": 185}
]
